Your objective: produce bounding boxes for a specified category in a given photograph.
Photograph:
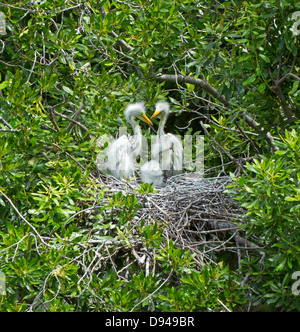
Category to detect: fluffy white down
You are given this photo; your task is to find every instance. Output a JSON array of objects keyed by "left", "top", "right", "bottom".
[
  {"left": 151, "top": 133, "right": 183, "bottom": 180},
  {"left": 140, "top": 160, "right": 163, "bottom": 187},
  {"left": 153, "top": 101, "right": 183, "bottom": 178},
  {"left": 106, "top": 135, "right": 135, "bottom": 180},
  {"left": 105, "top": 102, "right": 147, "bottom": 180}
]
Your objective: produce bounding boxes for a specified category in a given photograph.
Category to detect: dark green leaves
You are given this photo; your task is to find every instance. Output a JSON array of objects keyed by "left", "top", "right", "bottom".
[{"left": 229, "top": 130, "right": 300, "bottom": 311}]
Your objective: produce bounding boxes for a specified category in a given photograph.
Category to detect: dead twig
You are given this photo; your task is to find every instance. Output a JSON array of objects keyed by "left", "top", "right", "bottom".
[{"left": 0, "top": 189, "right": 50, "bottom": 248}]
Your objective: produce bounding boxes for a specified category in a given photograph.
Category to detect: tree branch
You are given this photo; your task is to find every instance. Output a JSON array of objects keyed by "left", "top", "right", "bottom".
[
  {"left": 155, "top": 73, "right": 279, "bottom": 152},
  {"left": 0, "top": 116, "right": 18, "bottom": 132},
  {"left": 242, "top": 114, "right": 278, "bottom": 152},
  {"left": 278, "top": 73, "right": 300, "bottom": 84},
  {"left": 0, "top": 189, "right": 50, "bottom": 247},
  {"left": 156, "top": 74, "right": 231, "bottom": 108},
  {"left": 66, "top": 100, "right": 85, "bottom": 133},
  {"left": 270, "top": 83, "right": 294, "bottom": 124},
  {"left": 200, "top": 121, "right": 248, "bottom": 176},
  {"left": 53, "top": 108, "right": 89, "bottom": 134}
]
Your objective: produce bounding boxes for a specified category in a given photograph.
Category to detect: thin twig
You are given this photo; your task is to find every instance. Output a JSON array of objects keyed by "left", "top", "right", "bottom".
[
  {"left": 130, "top": 268, "right": 174, "bottom": 312},
  {"left": 66, "top": 100, "right": 85, "bottom": 133},
  {"left": 155, "top": 73, "right": 279, "bottom": 153},
  {"left": 0, "top": 189, "right": 50, "bottom": 247}
]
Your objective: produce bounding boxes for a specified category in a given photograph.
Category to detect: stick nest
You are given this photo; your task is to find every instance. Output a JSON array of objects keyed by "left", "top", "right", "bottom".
[
  {"left": 88, "top": 172, "right": 258, "bottom": 272},
  {"left": 27, "top": 172, "right": 261, "bottom": 310}
]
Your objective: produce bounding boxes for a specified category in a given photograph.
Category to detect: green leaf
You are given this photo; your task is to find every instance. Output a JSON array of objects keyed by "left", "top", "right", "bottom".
[
  {"left": 0, "top": 81, "right": 7, "bottom": 90},
  {"left": 243, "top": 74, "right": 256, "bottom": 86},
  {"left": 259, "top": 54, "right": 271, "bottom": 63},
  {"left": 274, "top": 258, "right": 287, "bottom": 272},
  {"left": 258, "top": 83, "right": 266, "bottom": 92},
  {"left": 62, "top": 86, "right": 74, "bottom": 95}
]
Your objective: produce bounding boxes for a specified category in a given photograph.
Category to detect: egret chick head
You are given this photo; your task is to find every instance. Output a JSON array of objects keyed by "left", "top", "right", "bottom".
[
  {"left": 125, "top": 102, "right": 153, "bottom": 126},
  {"left": 152, "top": 101, "right": 170, "bottom": 119}
]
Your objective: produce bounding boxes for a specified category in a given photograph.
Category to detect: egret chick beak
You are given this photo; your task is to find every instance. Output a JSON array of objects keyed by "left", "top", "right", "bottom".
[
  {"left": 151, "top": 110, "right": 162, "bottom": 119},
  {"left": 139, "top": 114, "right": 153, "bottom": 126}
]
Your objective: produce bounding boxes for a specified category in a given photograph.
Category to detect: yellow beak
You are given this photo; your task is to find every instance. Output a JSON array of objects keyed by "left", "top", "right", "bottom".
[
  {"left": 151, "top": 110, "right": 162, "bottom": 119},
  {"left": 139, "top": 113, "right": 153, "bottom": 126}
]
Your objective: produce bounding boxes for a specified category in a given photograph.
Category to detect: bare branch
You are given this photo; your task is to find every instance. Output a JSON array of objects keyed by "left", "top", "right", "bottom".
[
  {"left": 0, "top": 116, "right": 18, "bottom": 132},
  {"left": 0, "top": 4, "right": 34, "bottom": 12},
  {"left": 156, "top": 74, "right": 231, "bottom": 108},
  {"left": 278, "top": 72, "right": 300, "bottom": 85},
  {"left": 155, "top": 73, "right": 279, "bottom": 152},
  {"left": 243, "top": 114, "right": 279, "bottom": 152},
  {"left": 66, "top": 100, "right": 85, "bottom": 133},
  {"left": 200, "top": 121, "right": 248, "bottom": 176},
  {"left": 0, "top": 129, "right": 18, "bottom": 132},
  {"left": 0, "top": 189, "right": 50, "bottom": 247},
  {"left": 0, "top": 116, "right": 13, "bottom": 129}
]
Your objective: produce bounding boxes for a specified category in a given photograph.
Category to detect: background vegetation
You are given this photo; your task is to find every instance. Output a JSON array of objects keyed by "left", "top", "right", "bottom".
[{"left": 0, "top": 0, "right": 299, "bottom": 311}]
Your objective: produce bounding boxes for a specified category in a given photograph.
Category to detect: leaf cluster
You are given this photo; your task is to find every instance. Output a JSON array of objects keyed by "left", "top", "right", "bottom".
[
  {"left": 0, "top": 0, "right": 299, "bottom": 312},
  {"left": 229, "top": 129, "right": 300, "bottom": 311}
]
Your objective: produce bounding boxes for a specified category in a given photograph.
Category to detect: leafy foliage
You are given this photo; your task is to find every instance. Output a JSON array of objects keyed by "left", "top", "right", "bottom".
[
  {"left": 229, "top": 129, "right": 300, "bottom": 311},
  {"left": 0, "top": 0, "right": 299, "bottom": 311}
]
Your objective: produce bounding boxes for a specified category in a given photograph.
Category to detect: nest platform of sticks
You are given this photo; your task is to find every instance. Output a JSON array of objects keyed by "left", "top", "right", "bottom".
[{"left": 89, "top": 171, "right": 261, "bottom": 272}]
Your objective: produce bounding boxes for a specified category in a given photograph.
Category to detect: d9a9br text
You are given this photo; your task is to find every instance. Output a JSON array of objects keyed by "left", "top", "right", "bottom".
[{"left": 149, "top": 317, "right": 195, "bottom": 327}]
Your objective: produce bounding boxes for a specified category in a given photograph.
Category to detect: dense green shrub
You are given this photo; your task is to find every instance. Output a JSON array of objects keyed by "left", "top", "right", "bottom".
[
  {"left": 229, "top": 129, "right": 300, "bottom": 311},
  {"left": 0, "top": 0, "right": 299, "bottom": 312}
]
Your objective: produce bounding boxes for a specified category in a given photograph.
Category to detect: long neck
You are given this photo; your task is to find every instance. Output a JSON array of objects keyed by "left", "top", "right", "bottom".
[
  {"left": 158, "top": 112, "right": 167, "bottom": 136},
  {"left": 129, "top": 117, "right": 142, "bottom": 157},
  {"left": 130, "top": 117, "right": 142, "bottom": 139}
]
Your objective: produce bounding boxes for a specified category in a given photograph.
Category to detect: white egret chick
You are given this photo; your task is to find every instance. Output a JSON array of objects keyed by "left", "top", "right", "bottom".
[
  {"left": 140, "top": 160, "right": 164, "bottom": 187},
  {"left": 140, "top": 101, "right": 183, "bottom": 186},
  {"left": 151, "top": 101, "right": 183, "bottom": 179},
  {"left": 106, "top": 102, "right": 153, "bottom": 180}
]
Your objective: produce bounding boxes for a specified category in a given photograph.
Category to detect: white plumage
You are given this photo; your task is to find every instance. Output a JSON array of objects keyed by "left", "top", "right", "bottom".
[
  {"left": 106, "top": 102, "right": 153, "bottom": 180},
  {"left": 140, "top": 160, "right": 164, "bottom": 187},
  {"left": 141, "top": 101, "right": 183, "bottom": 186}
]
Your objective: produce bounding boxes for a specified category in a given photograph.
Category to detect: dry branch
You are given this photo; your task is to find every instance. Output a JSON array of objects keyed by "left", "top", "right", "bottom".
[
  {"left": 156, "top": 74, "right": 230, "bottom": 108},
  {"left": 0, "top": 189, "right": 50, "bottom": 248},
  {"left": 155, "top": 73, "right": 279, "bottom": 152},
  {"left": 66, "top": 100, "right": 85, "bottom": 133}
]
